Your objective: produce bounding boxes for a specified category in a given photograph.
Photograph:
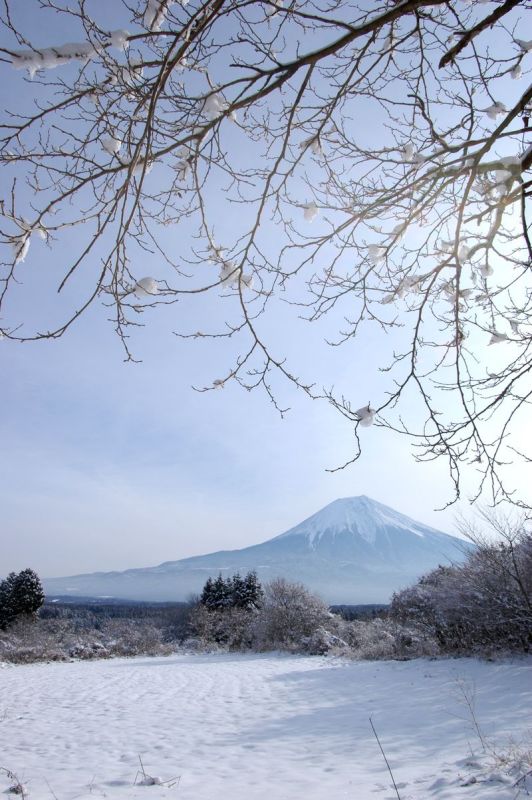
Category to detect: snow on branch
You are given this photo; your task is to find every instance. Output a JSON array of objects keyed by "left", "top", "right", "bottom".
[
  {"left": 11, "top": 41, "right": 102, "bottom": 78},
  {"left": 0, "top": 0, "right": 531, "bottom": 508},
  {"left": 144, "top": 0, "right": 188, "bottom": 32}
]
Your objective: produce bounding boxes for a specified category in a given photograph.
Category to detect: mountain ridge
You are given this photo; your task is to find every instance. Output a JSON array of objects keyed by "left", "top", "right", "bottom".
[{"left": 43, "top": 496, "right": 470, "bottom": 603}]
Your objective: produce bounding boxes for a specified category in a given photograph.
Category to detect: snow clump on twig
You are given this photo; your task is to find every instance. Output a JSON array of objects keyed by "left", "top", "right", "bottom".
[
  {"left": 11, "top": 42, "right": 100, "bottom": 78},
  {"left": 303, "top": 202, "right": 319, "bottom": 222},
  {"left": 134, "top": 277, "right": 159, "bottom": 297},
  {"left": 354, "top": 405, "right": 376, "bottom": 427},
  {"left": 101, "top": 136, "right": 122, "bottom": 156}
]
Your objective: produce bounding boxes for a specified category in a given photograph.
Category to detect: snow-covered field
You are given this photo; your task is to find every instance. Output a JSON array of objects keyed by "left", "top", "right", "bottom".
[{"left": 1, "top": 654, "right": 531, "bottom": 799}]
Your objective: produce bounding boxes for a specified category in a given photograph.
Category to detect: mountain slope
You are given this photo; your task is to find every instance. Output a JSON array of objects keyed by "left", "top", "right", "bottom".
[{"left": 43, "top": 496, "right": 471, "bottom": 603}]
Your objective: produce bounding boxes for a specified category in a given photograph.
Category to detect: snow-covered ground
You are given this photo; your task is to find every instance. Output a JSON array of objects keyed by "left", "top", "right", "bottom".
[{"left": 1, "top": 654, "right": 531, "bottom": 799}]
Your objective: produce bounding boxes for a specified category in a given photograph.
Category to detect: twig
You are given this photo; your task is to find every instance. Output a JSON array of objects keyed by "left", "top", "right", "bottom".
[
  {"left": 0, "top": 767, "right": 27, "bottom": 799},
  {"left": 369, "top": 717, "right": 401, "bottom": 800},
  {"left": 134, "top": 754, "right": 180, "bottom": 789},
  {"left": 45, "top": 778, "right": 60, "bottom": 800},
  {"left": 454, "top": 679, "right": 490, "bottom": 754},
  {"left": 513, "top": 766, "right": 532, "bottom": 789}
]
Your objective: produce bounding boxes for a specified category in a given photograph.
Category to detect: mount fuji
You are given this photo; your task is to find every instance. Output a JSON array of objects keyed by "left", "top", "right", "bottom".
[{"left": 43, "top": 496, "right": 471, "bottom": 604}]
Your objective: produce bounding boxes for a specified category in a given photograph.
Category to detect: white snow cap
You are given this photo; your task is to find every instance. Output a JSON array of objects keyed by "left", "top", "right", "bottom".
[
  {"left": 354, "top": 405, "right": 376, "bottom": 427},
  {"left": 511, "top": 64, "right": 522, "bottom": 80},
  {"left": 273, "top": 495, "right": 451, "bottom": 547},
  {"left": 493, "top": 168, "right": 512, "bottom": 184},
  {"left": 404, "top": 147, "right": 425, "bottom": 165},
  {"left": 484, "top": 102, "right": 507, "bottom": 120},
  {"left": 303, "top": 202, "right": 319, "bottom": 222},
  {"left": 213, "top": 378, "right": 225, "bottom": 389},
  {"left": 499, "top": 155, "right": 521, "bottom": 168},
  {"left": 219, "top": 261, "right": 239, "bottom": 287},
  {"left": 134, "top": 277, "right": 159, "bottom": 297},
  {"left": 11, "top": 42, "right": 100, "bottom": 78},
  {"left": 457, "top": 244, "right": 471, "bottom": 263},
  {"left": 367, "top": 244, "right": 386, "bottom": 264},
  {"left": 300, "top": 136, "right": 323, "bottom": 156},
  {"left": 266, "top": 0, "right": 284, "bottom": 17},
  {"left": 144, "top": 0, "right": 180, "bottom": 32},
  {"left": 209, "top": 242, "right": 226, "bottom": 260},
  {"left": 132, "top": 157, "right": 153, "bottom": 176},
  {"left": 402, "top": 143, "right": 416, "bottom": 163},
  {"left": 438, "top": 239, "right": 455, "bottom": 254},
  {"left": 488, "top": 331, "right": 509, "bottom": 345},
  {"left": 480, "top": 263, "right": 494, "bottom": 277},
  {"left": 101, "top": 136, "right": 122, "bottom": 155},
  {"left": 515, "top": 39, "right": 532, "bottom": 53},
  {"left": 138, "top": 777, "right": 163, "bottom": 786},
  {"left": 203, "top": 93, "right": 228, "bottom": 120},
  {"left": 109, "top": 30, "right": 130, "bottom": 51},
  {"left": 391, "top": 222, "right": 407, "bottom": 239},
  {"left": 13, "top": 236, "right": 30, "bottom": 265},
  {"left": 176, "top": 160, "right": 191, "bottom": 181}
]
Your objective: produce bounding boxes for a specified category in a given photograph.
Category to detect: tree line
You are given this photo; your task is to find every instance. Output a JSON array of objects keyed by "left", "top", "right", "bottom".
[
  {"left": 191, "top": 514, "right": 532, "bottom": 656},
  {"left": 2, "top": 513, "right": 531, "bottom": 658},
  {"left": 200, "top": 571, "right": 263, "bottom": 611}
]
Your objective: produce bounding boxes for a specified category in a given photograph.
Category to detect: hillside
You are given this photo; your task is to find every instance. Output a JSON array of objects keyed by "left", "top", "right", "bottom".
[{"left": 44, "top": 496, "right": 470, "bottom": 603}]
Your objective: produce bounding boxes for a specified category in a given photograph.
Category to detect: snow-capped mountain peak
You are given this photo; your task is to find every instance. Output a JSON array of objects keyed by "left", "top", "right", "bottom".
[
  {"left": 44, "top": 496, "right": 470, "bottom": 604},
  {"left": 274, "top": 495, "right": 441, "bottom": 548}
]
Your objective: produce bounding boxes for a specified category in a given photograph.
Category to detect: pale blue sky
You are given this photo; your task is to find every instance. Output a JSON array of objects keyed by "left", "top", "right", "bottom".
[
  {"left": 1, "top": 287, "right": 472, "bottom": 575},
  {"left": 1, "top": 2, "right": 530, "bottom": 577}
]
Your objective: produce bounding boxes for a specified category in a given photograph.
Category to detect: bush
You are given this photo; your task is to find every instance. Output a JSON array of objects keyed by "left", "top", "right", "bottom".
[
  {"left": 190, "top": 577, "right": 340, "bottom": 653},
  {"left": 251, "top": 578, "right": 336, "bottom": 651},
  {"left": 190, "top": 571, "right": 266, "bottom": 650},
  {"left": 390, "top": 515, "right": 532, "bottom": 655},
  {"left": 341, "top": 618, "right": 440, "bottom": 661},
  {"left": 0, "top": 616, "right": 175, "bottom": 664},
  {"left": 300, "top": 626, "right": 351, "bottom": 656},
  {"left": 189, "top": 604, "right": 255, "bottom": 650}
]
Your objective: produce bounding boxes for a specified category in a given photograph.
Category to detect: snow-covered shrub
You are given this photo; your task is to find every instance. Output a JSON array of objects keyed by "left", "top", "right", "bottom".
[
  {"left": 191, "top": 571, "right": 264, "bottom": 651},
  {"left": 300, "top": 626, "right": 350, "bottom": 656},
  {"left": 391, "top": 519, "right": 532, "bottom": 655},
  {"left": 189, "top": 604, "right": 255, "bottom": 650},
  {"left": 190, "top": 578, "right": 339, "bottom": 653},
  {"left": 343, "top": 618, "right": 440, "bottom": 660},
  {"left": 179, "top": 637, "right": 206, "bottom": 652},
  {"left": 0, "top": 616, "right": 174, "bottom": 663},
  {"left": 250, "top": 578, "right": 335, "bottom": 651}
]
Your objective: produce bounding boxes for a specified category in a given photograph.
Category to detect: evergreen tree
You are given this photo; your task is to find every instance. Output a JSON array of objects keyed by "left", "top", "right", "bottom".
[
  {"left": 0, "top": 573, "right": 17, "bottom": 630},
  {"left": 199, "top": 571, "right": 264, "bottom": 612},
  {"left": 243, "top": 572, "right": 264, "bottom": 610},
  {"left": 0, "top": 568, "right": 44, "bottom": 628},
  {"left": 208, "top": 574, "right": 233, "bottom": 610},
  {"left": 200, "top": 577, "right": 215, "bottom": 608},
  {"left": 231, "top": 573, "right": 247, "bottom": 609},
  {"left": 11, "top": 568, "right": 45, "bottom": 616}
]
